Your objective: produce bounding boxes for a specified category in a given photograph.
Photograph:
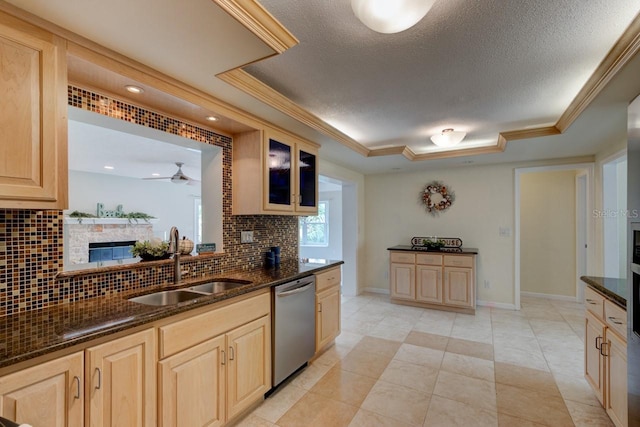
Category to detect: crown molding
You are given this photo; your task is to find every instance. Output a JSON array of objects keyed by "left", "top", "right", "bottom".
[
  {"left": 556, "top": 12, "right": 640, "bottom": 132},
  {"left": 213, "top": 0, "right": 298, "bottom": 53},
  {"left": 217, "top": 68, "right": 371, "bottom": 156}
]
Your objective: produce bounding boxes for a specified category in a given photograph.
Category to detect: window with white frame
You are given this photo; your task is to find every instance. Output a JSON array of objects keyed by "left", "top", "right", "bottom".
[
  {"left": 194, "top": 197, "right": 202, "bottom": 244},
  {"left": 299, "top": 201, "right": 328, "bottom": 246}
]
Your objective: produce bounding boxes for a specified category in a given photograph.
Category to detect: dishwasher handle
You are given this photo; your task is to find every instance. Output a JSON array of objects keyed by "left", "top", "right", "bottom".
[{"left": 277, "top": 283, "right": 314, "bottom": 297}]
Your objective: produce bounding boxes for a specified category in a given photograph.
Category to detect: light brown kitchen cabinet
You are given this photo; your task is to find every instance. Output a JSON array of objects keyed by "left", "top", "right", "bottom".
[
  {"left": 86, "top": 328, "right": 156, "bottom": 427},
  {"left": 389, "top": 250, "right": 476, "bottom": 313},
  {"left": 232, "top": 128, "right": 318, "bottom": 215},
  {"left": 0, "top": 352, "right": 83, "bottom": 427},
  {"left": 159, "top": 336, "right": 226, "bottom": 427},
  {"left": 0, "top": 10, "right": 68, "bottom": 209},
  {"left": 315, "top": 266, "right": 342, "bottom": 353},
  {"left": 583, "top": 286, "right": 628, "bottom": 427},
  {"left": 158, "top": 291, "right": 271, "bottom": 427},
  {"left": 226, "top": 315, "right": 270, "bottom": 419}
]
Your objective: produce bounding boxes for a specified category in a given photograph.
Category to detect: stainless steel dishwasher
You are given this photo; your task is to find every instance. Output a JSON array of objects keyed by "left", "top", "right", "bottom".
[{"left": 272, "top": 275, "right": 316, "bottom": 388}]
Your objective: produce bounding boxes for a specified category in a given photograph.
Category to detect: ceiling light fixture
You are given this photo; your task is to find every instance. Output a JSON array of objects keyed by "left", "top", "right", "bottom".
[
  {"left": 206, "top": 116, "right": 218, "bottom": 122},
  {"left": 430, "top": 128, "right": 466, "bottom": 148},
  {"left": 125, "top": 85, "right": 144, "bottom": 94},
  {"left": 103, "top": 165, "right": 114, "bottom": 170},
  {"left": 351, "top": 0, "right": 434, "bottom": 34}
]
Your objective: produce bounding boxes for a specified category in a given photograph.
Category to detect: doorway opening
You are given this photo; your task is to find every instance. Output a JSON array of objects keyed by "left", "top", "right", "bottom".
[
  {"left": 515, "top": 164, "right": 594, "bottom": 309},
  {"left": 602, "top": 152, "right": 628, "bottom": 279},
  {"left": 299, "top": 175, "right": 358, "bottom": 296}
]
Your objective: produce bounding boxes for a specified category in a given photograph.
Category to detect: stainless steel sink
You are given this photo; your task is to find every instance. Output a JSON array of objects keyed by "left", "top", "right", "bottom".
[
  {"left": 189, "top": 280, "right": 251, "bottom": 294},
  {"left": 127, "top": 290, "right": 206, "bottom": 306}
]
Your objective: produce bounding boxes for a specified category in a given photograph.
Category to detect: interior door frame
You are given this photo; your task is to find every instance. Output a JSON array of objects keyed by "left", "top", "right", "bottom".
[{"left": 514, "top": 163, "right": 594, "bottom": 309}]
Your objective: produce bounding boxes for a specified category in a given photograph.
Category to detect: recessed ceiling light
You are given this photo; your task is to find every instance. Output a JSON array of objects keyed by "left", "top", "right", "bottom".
[
  {"left": 151, "top": 173, "right": 160, "bottom": 177},
  {"left": 104, "top": 165, "right": 114, "bottom": 170},
  {"left": 206, "top": 116, "right": 218, "bottom": 122},
  {"left": 125, "top": 85, "right": 144, "bottom": 94}
]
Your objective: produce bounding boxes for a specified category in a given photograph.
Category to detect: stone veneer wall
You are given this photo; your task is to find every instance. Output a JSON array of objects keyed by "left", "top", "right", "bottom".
[{"left": 0, "top": 87, "right": 298, "bottom": 317}]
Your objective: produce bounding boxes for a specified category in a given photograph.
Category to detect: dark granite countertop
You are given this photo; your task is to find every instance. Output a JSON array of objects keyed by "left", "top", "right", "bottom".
[
  {"left": 580, "top": 276, "right": 627, "bottom": 308},
  {"left": 388, "top": 245, "right": 478, "bottom": 254},
  {"left": 0, "top": 259, "right": 343, "bottom": 369}
]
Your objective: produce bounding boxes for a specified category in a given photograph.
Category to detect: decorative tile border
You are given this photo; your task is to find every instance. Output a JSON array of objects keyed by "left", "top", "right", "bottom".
[{"left": 0, "top": 86, "right": 298, "bottom": 317}]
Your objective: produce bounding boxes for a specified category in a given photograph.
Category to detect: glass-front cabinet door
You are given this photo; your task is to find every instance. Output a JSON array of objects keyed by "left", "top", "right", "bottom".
[
  {"left": 296, "top": 148, "right": 317, "bottom": 214},
  {"left": 266, "top": 138, "right": 292, "bottom": 210}
]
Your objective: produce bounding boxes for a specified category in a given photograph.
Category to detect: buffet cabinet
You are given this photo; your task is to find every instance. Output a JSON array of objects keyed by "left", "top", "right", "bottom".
[
  {"left": 389, "top": 251, "right": 476, "bottom": 313},
  {"left": 584, "top": 286, "right": 628, "bottom": 427},
  {"left": 233, "top": 128, "right": 318, "bottom": 215},
  {"left": 0, "top": 290, "right": 271, "bottom": 427},
  {"left": 0, "top": 10, "right": 68, "bottom": 209},
  {"left": 314, "top": 266, "right": 341, "bottom": 354}
]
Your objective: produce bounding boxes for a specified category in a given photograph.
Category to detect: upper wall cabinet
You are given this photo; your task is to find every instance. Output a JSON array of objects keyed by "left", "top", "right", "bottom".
[
  {"left": 233, "top": 128, "right": 318, "bottom": 215},
  {"left": 0, "top": 11, "right": 67, "bottom": 209}
]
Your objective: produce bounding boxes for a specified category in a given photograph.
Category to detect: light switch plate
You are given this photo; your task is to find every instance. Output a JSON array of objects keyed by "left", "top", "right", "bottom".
[{"left": 241, "top": 231, "right": 253, "bottom": 243}]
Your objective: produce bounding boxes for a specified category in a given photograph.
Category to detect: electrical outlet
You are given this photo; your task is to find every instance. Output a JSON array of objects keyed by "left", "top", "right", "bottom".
[
  {"left": 240, "top": 231, "right": 253, "bottom": 243},
  {"left": 484, "top": 280, "right": 490, "bottom": 289},
  {"left": 499, "top": 227, "right": 511, "bottom": 237}
]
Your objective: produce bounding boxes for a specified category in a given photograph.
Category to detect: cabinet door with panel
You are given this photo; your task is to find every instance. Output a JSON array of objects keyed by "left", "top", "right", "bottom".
[
  {"left": 443, "top": 267, "right": 473, "bottom": 308},
  {"left": 390, "top": 263, "right": 415, "bottom": 300},
  {"left": 605, "top": 329, "right": 628, "bottom": 427},
  {"left": 264, "top": 137, "right": 294, "bottom": 212},
  {"left": 86, "top": 328, "right": 156, "bottom": 427},
  {"left": 295, "top": 144, "right": 318, "bottom": 214},
  {"left": 316, "top": 286, "right": 341, "bottom": 351},
  {"left": 585, "top": 310, "right": 606, "bottom": 405},
  {"left": 159, "top": 336, "right": 226, "bottom": 427},
  {"left": 0, "top": 352, "right": 83, "bottom": 427},
  {"left": 416, "top": 265, "right": 442, "bottom": 304},
  {"left": 0, "top": 11, "right": 67, "bottom": 209},
  {"left": 226, "top": 315, "right": 271, "bottom": 420}
]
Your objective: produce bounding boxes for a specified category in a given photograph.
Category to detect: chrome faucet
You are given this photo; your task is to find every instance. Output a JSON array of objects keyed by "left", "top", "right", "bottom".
[{"left": 168, "top": 226, "right": 181, "bottom": 284}]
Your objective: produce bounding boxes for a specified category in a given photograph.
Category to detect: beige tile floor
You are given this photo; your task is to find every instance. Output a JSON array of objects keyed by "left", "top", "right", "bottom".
[{"left": 236, "top": 293, "right": 613, "bottom": 427}]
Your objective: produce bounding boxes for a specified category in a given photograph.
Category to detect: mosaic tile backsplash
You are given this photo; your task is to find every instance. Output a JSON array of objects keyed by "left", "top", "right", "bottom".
[{"left": 0, "top": 86, "right": 299, "bottom": 317}]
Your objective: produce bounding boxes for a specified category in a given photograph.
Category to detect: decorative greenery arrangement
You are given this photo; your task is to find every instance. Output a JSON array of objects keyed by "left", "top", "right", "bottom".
[
  {"left": 421, "top": 238, "right": 445, "bottom": 250},
  {"left": 421, "top": 181, "right": 455, "bottom": 216},
  {"left": 67, "top": 209, "right": 155, "bottom": 224},
  {"left": 131, "top": 239, "right": 170, "bottom": 261}
]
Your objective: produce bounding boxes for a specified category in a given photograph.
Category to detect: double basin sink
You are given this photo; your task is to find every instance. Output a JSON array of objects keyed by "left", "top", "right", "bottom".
[{"left": 127, "top": 279, "right": 252, "bottom": 306}]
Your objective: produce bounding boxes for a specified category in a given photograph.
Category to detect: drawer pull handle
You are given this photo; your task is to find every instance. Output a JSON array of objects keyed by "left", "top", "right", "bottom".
[
  {"left": 595, "top": 336, "right": 602, "bottom": 350},
  {"left": 95, "top": 368, "right": 102, "bottom": 390},
  {"left": 608, "top": 316, "right": 623, "bottom": 325},
  {"left": 585, "top": 299, "right": 597, "bottom": 305},
  {"left": 229, "top": 346, "right": 235, "bottom": 361},
  {"left": 221, "top": 350, "right": 226, "bottom": 365},
  {"left": 318, "top": 302, "right": 322, "bottom": 313},
  {"left": 73, "top": 376, "right": 81, "bottom": 400},
  {"left": 600, "top": 341, "right": 609, "bottom": 357}
]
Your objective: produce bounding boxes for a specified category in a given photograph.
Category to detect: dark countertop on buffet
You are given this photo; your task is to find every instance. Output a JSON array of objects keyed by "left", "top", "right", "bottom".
[
  {"left": 388, "top": 245, "right": 478, "bottom": 254},
  {"left": 580, "top": 276, "right": 627, "bottom": 308},
  {"left": 0, "top": 259, "right": 343, "bottom": 369}
]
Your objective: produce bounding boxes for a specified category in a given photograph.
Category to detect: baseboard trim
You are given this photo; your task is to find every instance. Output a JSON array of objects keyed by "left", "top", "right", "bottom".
[
  {"left": 361, "top": 287, "right": 390, "bottom": 295},
  {"left": 521, "top": 291, "right": 578, "bottom": 302},
  {"left": 476, "top": 300, "right": 517, "bottom": 310}
]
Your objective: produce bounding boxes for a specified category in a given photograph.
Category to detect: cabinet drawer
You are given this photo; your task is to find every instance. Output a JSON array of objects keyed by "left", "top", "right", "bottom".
[
  {"left": 443, "top": 255, "right": 473, "bottom": 268},
  {"left": 604, "top": 299, "right": 627, "bottom": 340},
  {"left": 159, "top": 292, "right": 270, "bottom": 358},
  {"left": 390, "top": 252, "right": 416, "bottom": 264},
  {"left": 416, "top": 253, "right": 443, "bottom": 266},
  {"left": 585, "top": 286, "right": 605, "bottom": 318},
  {"left": 316, "top": 267, "right": 341, "bottom": 292}
]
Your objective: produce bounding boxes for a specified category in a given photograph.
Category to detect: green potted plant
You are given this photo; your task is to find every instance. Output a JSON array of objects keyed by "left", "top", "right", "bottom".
[{"left": 131, "top": 238, "right": 170, "bottom": 261}]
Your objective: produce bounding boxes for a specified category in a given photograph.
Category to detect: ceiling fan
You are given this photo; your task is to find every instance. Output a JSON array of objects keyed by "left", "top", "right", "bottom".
[{"left": 143, "top": 162, "right": 199, "bottom": 185}]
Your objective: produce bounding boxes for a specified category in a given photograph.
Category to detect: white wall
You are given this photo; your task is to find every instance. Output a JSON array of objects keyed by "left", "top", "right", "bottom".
[
  {"left": 364, "top": 164, "right": 516, "bottom": 305},
  {"left": 300, "top": 190, "right": 343, "bottom": 260},
  {"left": 68, "top": 170, "right": 199, "bottom": 243},
  {"left": 520, "top": 170, "right": 577, "bottom": 297}
]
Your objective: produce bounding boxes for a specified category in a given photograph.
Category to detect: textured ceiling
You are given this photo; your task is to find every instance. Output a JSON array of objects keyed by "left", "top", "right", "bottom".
[{"left": 246, "top": 0, "right": 640, "bottom": 153}]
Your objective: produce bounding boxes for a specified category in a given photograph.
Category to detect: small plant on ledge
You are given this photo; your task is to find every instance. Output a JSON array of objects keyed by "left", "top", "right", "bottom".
[
  {"left": 68, "top": 210, "right": 98, "bottom": 224},
  {"left": 131, "top": 239, "right": 170, "bottom": 261}
]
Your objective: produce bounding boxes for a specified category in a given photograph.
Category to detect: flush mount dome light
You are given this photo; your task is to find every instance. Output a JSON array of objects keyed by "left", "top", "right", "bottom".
[
  {"left": 351, "top": 0, "right": 435, "bottom": 34},
  {"left": 125, "top": 85, "right": 144, "bottom": 94},
  {"left": 430, "top": 128, "right": 466, "bottom": 148}
]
